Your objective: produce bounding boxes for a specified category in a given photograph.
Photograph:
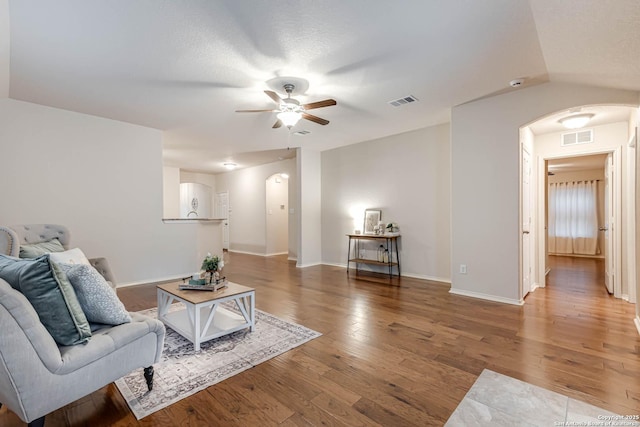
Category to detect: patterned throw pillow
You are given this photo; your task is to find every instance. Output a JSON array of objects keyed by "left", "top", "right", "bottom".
[
  {"left": 62, "top": 264, "right": 131, "bottom": 325},
  {"left": 49, "top": 248, "right": 91, "bottom": 266}
]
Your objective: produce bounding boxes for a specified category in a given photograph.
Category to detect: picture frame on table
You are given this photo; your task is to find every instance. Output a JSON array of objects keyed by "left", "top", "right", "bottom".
[{"left": 363, "top": 209, "right": 382, "bottom": 234}]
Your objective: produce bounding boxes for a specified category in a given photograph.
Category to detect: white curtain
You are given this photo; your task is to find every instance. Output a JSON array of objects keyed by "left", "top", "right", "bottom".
[{"left": 548, "top": 180, "right": 599, "bottom": 255}]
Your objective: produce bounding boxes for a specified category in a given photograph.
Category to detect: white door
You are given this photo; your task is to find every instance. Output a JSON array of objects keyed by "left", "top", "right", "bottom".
[
  {"left": 521, "top": 146, "right": 532, "bottom": 299},
  {"left": 603, "top": 154, "right": 614, "bottom": 293},
  {"left": 215, "top": 191, "right": 230, "bottom": 250}
]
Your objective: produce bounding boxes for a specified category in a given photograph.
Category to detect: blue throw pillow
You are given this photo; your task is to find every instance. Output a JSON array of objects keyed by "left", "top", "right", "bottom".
[
  {"left": 0, "top": 254, "right": 91, "bottom": 346},
  {"left": 62, "top": 264, "right": 131, "bottom": 325}
]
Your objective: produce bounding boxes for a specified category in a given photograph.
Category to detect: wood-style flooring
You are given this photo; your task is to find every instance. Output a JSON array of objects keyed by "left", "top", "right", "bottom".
[{"left": 1, "top": 254, "right": 638, "bottom": 426}]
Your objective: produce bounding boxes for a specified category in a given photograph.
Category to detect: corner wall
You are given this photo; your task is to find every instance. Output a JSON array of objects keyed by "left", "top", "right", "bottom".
[
  {"left": 0, "top": 99, "right": 220, "bottom": 285},
  {"left": 451, "top": 82, "right": 638, "bottom": 303},
  {"left": 214, "top": 158, "right": 296, "bottom": 258}
]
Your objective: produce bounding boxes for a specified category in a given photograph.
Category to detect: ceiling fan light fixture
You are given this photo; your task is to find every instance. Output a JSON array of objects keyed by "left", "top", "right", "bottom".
[
  {"left": 558, "top": 113, "right": 594, "bottom": 129},
  {"left": 277, "top": 111, "right": 302, "bottom": 128}
]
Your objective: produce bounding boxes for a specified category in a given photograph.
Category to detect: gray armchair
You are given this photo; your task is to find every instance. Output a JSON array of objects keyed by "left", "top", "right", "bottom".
[{"left": 0, "top": 224, "right": 165, "bottom": 426}]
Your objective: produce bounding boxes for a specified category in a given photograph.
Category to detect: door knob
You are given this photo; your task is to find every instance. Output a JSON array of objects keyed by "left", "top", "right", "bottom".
[{"left": 599, "top": 227, "right": 608, "bottom": 231}]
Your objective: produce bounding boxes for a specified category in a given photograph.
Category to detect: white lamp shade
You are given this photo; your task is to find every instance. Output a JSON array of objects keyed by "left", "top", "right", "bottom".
[{"left": 277, "top": 111, "right": 302, "bottom": 128}]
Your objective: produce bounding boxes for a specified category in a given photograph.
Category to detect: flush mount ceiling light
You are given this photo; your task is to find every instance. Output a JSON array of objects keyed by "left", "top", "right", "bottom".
[
  {"left": 223, "top": 162, "right": 237, "bottom": 170},
  {"left": 558, "top": 113, "right": 594, "bottom": 129},
  {"left": 280, "top": 173, "right": 289, "bottom": 179}
]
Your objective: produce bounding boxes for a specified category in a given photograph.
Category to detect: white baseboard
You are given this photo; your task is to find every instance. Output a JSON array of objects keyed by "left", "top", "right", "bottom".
[
  {"left": 449, "top": 288, "right": 524, "bottom": 306},
  {"left": 296, "top": 261, "right": 322, "bottom": 268},
  {"left": 635, "top": 315, "right": 640, "bottom": 337},
  {"left": 324, "top": 262, "right": 451, "bottom": 284},
  {"left": 399, "top": 272, "right": 451, "bottom": 284},
  {"left": 322, "top": 262, "right": 347, "bottom": 268},
  {"left": 228, "top": 249, "right": 267, "bottom": 257},
  {"left": 287, "top": 257, "right": 297, "bottom": 262},
  {"left": 264, "top": 252, "right": 288, "bottom": 257}
]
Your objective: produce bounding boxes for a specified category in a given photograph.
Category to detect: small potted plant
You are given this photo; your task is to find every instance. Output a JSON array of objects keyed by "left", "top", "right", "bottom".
[{"left": 201, "top": 253, "right": 224, "bottom": 283}]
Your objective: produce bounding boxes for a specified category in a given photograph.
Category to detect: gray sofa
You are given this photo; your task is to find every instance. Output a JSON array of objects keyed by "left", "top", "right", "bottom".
[{"left": 0, "top": 224, "right": 165, "bottom": 426}]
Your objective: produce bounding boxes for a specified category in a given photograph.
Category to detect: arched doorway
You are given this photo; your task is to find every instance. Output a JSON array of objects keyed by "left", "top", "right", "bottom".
[{"left": 520, "top": 105, "right": 636, "bottom": 303}]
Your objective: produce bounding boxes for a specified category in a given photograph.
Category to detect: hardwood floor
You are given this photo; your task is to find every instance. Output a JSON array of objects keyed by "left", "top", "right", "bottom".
[{"left": 1, "top": 254, "right": 638, "bottom": 426}]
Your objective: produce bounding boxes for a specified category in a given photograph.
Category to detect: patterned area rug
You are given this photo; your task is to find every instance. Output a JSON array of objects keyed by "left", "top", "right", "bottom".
[{"left": 115, "top": 303, "right": 321, "bottom": 419}]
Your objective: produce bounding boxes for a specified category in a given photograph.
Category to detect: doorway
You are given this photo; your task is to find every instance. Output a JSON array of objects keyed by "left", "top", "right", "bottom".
[
  {"left": 265, "top": 173, "right": 289, "bottom": 256},
  {"left": 546, "top": 153, "right": 613, "bottom": 294},
  {"left": 520, "top": 104, "right": 635, "bottom": 303},
  {"left": 215, "top": 191, "right": 230, "bottom": 250}
]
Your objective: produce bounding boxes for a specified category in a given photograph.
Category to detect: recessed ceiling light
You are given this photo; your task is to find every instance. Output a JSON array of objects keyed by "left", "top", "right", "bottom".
[
  {"left": 223, "top": 162, "right": 237, "bottom": 170},
  {"left": 558, "top": 113, "right": 594, "bottom": 129}
]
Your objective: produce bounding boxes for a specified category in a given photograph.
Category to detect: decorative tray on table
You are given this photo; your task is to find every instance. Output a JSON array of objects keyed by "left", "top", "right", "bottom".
[{"left": 178, "top": 277, "right": 228, "bottom": 291}]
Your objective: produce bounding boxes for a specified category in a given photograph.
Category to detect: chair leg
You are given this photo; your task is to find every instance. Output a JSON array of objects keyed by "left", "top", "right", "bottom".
[
  {"left": 28, "top": 416, "right": 45, "bottom": 427},
  {"left": 143, "top": 366, "right": 154, "bottom": 391}
]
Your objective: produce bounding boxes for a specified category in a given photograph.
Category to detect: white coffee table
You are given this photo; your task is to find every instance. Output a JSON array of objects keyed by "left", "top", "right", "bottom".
[{"left": 156, "top": 281, "right": 255, "bottom": 351}]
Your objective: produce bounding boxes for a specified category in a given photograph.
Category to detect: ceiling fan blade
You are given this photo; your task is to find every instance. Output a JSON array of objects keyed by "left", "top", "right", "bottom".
[
  {"left": 302, "top": 99, "right": 336, "bottom": 110},
  {"left": 235, "top": 109, "right": 277, "bottom": 113},
  {"left": 273, "top": 119, "right": 283, "bottom": 128},
  {"left": 302, "top": 113, "right": 329, "bottom": 126},
  {"left": 264, "top": 90, "right": 282, "bottom": 104}
]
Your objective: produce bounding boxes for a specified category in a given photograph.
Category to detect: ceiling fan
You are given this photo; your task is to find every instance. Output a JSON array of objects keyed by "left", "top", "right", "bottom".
[{"left": 236, "top": 83, "right": 336, "bottom": 129}]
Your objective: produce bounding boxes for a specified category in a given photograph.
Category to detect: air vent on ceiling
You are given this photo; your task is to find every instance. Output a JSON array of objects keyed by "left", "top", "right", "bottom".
[
  {"left": 388, "top": 95, "right": 419, "bottom": 107},
  {"left": 561, "top": 129, "right": 593, "bottom": 146},
  {"left": 294, "top": 130, "right": 310, "bottom": 136}
]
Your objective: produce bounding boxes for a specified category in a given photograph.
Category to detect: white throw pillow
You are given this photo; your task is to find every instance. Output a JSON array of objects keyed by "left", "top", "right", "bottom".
[
  {"left": 49, "top": 248, "right": 91, "bottom": 266},
  {"left": 62, "top": 263, "right": 131, "bottom": 325}
]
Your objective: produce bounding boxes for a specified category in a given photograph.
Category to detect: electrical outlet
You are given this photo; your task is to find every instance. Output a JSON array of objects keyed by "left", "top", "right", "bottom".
[{"left": 459, "top": 264, "right": 467, "bottom": 274}]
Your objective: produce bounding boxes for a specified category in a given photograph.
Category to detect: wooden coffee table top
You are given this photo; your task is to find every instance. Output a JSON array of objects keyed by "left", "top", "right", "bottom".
[{"left": 157, "top": 281, "right": 255, "bottom": 305}]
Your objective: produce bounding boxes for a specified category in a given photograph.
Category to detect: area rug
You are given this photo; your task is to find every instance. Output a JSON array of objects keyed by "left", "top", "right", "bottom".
[{"left": 115, "top": 303, "right": 321, "bottom": 419}]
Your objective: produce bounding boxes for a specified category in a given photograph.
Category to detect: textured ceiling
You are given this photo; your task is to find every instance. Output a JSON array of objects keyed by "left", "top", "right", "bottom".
[{"left": 6, "top": 1, "right": 640, "bottom": 173}]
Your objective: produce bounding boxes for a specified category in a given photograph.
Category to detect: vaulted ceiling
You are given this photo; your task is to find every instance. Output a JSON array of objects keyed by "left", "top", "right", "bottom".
[{"left": 5, "top": 1, "right": 640, "bottom": 173}]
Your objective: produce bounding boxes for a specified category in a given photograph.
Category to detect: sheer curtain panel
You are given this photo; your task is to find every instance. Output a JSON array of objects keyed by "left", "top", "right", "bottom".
[{"left": 548, "top": 180, "right": 599, "bottom": 255}]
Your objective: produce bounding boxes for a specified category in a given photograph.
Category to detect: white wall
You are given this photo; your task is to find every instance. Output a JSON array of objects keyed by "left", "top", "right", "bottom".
[
  {"left": 297, "top": 148, "right": 322, "bottom": 267},
  {"left": 0, "top": 0, "right": 8, "bottom": 98},
  {"left": 265, "top": 174, "right": 289, "bottom": 255},
  {"left": 162, "top": 166, "right": 180, "bottom": 218},
  {"left": 215, "top": 158, "right": 296, "bottom": 257},
  {"left": 321, "top": 124, "right": 451, "bottom": 282},
  {"left": 0, "top": 99, "right": 221, "bottom": 285},
  {"left": 451, "top": 82, "right": 638, "bottom": 304}
]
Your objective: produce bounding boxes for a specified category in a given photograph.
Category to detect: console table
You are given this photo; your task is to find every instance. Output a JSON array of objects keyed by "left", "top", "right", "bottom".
[{"left": 346, "top": 233, "right": 401, "bottom": 279}]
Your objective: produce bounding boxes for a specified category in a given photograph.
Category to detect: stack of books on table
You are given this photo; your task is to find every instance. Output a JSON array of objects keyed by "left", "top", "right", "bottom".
[{"left": 179, "top": 278, "right": 228, "bottom": 292}]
